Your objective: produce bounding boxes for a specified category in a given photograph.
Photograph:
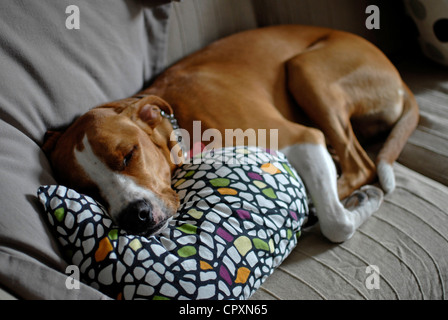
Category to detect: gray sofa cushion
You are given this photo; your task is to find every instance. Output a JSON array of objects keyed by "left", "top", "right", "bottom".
[
  {"left": 0, "top": 0, "right": 172, "bottom": 299},
  {"left": 166, "top": 0, "right": 258, "bottom": 66},
  {"left": 0, "top": 0, "right": 171, "bottom": 143}
]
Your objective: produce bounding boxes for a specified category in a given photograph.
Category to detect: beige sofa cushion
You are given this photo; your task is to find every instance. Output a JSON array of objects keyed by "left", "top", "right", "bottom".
[{"left": 253, "top": 163, "right": 448, "bottom": 299}]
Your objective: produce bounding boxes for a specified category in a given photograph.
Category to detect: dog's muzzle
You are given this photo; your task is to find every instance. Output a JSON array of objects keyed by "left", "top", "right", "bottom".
[{"left": 117, "top": 200, "right": 156, "bottom": 235}]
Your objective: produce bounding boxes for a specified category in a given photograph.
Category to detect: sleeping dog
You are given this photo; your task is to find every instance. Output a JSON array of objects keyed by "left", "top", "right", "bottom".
[{"left": 43, "top": 25, "right": 418, "bottom": 243}]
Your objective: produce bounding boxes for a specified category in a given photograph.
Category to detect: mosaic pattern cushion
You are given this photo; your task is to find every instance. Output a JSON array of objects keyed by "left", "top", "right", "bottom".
[{"left": 38, "top": 147, "right": 310, "bottom": 300}]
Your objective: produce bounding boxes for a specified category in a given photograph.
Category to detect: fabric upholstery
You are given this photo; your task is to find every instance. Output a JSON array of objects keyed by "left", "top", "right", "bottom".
[
  {"left": 166, "top": 0, "right": 258, "bottom": 66},
  {"left": 396, "top": 58, "right": 448, "bottom": 187},
  {"left": 252, "top": 163, "right": 448, "bottom": 299},
  {"left": 0, "top": 0, "right": 173, "bottom": 299},
  {"left": 1, "top": 0, "right": 447, "bottom": 300}
]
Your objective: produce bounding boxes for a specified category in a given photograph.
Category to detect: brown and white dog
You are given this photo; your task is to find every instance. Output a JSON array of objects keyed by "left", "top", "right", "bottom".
[{"left": 43, "top": 25, "right": 418, "bottom": 243}]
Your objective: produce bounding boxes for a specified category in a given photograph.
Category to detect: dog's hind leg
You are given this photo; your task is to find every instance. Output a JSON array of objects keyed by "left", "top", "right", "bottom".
[
  {"left": 285, "top": 41, "right": 385, "bottom": 200},
  {"left": 281, "top": 140, "right": 383, "bottom": 243}
]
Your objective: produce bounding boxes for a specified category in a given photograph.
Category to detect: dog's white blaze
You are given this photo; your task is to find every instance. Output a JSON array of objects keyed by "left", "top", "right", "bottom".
[
  {"left": 74, "top": 135, "right": 164, "bottom": 223},
  {"left": 281, "top": 143, "right": 383, "bottom": 243}
]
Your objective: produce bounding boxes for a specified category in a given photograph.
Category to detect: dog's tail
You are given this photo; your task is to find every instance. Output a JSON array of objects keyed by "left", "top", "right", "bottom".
[{"left": 376, "top": 82, "right": 419, "bottom": 194}]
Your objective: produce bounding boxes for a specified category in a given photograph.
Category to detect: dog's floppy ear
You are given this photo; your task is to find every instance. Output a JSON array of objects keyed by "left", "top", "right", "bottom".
[
  {"left": 42, "top": 130, "right": 62, "bottom": 154},
  {"left": 133, "top": 95, "right": 174, "bottom": 128},
  {"left": 139, "top": 104, "right": 163, "bottom": 127}
]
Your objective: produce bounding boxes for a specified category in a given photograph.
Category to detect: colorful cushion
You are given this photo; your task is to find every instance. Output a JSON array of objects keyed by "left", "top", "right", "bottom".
[{"left": 38, "top": 146, "right": 311, "bottom": 300}]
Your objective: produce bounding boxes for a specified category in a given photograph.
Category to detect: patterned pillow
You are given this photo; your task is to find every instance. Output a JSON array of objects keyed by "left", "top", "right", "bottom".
[{"left": 38, "top": 147, "right": 311, "bottom": 300}]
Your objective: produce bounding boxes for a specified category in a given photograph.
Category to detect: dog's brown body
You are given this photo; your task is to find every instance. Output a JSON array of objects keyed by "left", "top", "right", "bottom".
[
  {"left": 145, "top": 25, "right": 418, "bottom": 198},
  {"left": 44, "top": 25, "right": 418, "bottom": 242}
]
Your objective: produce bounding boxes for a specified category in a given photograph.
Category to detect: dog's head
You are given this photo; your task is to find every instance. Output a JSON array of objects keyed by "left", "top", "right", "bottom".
[{"left": 43, "top": 95, "right": 183, "bottom": 236}]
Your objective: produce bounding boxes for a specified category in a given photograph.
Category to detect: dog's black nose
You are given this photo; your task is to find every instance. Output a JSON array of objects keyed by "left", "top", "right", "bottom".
[{"left": 118, "top": 200, "right": 155, "bottom": 235}]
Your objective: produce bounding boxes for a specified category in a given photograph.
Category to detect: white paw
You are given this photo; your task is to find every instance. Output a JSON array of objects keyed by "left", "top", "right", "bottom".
[{"left": 377, "top": 160, "right": 395, "bottom": 194}]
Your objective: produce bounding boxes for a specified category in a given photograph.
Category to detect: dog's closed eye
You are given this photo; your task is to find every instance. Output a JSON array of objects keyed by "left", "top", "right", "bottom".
[{"left": 123, "top": 146, "right": 137, "bottom": 168}]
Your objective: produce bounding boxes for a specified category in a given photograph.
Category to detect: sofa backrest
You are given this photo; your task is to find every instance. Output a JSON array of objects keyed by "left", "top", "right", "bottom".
[{"left": 166, "top": 0, "right": 410, "bottom": 67}]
